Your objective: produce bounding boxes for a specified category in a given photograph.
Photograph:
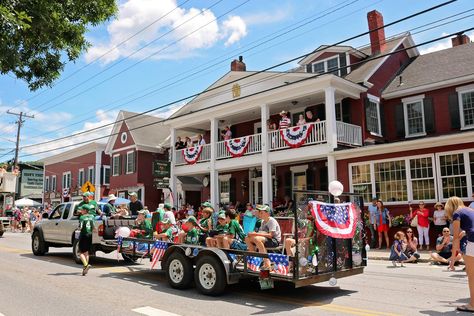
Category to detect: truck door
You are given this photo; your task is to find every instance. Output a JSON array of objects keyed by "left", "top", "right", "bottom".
[
  {"left": 56, "top": 203, "right": 76, "bottom": 244},
  {"left": 42, "top": 204, "right": 65, "bottom": 242}
]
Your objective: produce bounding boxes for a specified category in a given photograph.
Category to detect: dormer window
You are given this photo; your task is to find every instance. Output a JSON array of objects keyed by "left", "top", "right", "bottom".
[{"left": 310, "top": 56, "right": 340, "bottom": 76}]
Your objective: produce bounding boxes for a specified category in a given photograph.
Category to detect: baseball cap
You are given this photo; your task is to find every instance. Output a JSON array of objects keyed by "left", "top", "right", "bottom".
[
  {"left": 82, "top": 191, "right": 92, "bottom": 197},
  {"left": 164, "top": 203, "right": 172, "bottom": 210},
  {"left": 186, "top": 216, "right": 197, "bottom": 225},
  {"left": 256, "top": 204, "right": 270, "bottom": 212},
  {"left": 201, "top": 201, "right": 213, "bottom": 209},
  {"left": 138, "top": 209, "right": 147, "bottom": 215},
  {"left": 218, "top": 212, "right": 226, "bottom": 219}
]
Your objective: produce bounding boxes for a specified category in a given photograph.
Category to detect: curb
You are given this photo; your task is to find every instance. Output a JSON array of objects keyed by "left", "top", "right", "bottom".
[{"left": 368, "top": 256, "right": 431, "bottom": 263}]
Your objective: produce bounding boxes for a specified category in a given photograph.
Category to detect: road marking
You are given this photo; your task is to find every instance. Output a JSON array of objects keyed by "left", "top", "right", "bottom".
[
  {"left": 0, "top": 245, "right": 30, "bottom": 254},
  {"left": 132, "top": 306, "right": 181, "bottom": 316}
]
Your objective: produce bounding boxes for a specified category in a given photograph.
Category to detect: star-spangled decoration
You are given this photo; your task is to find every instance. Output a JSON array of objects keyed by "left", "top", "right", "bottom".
[
  {"left": 182, "top": 145, "right": 203, "bottom": 164},
  {"left": 279, "top": 123, "right": 313, "bottom": 148},
  {"left": 150, "top": 240, "right": 168, "bottom": 269},
  {"left": 248, "top": 256, "right": 263, "bottom": 272},
  {"left": 224, "top": 136, "right": 251, "bottom": 157},
  {"left": 309, "top": 201, "right": 357, "bottom": 239},
  {"left": 268, "top": 253, "right": 289, "bottom": 275}
]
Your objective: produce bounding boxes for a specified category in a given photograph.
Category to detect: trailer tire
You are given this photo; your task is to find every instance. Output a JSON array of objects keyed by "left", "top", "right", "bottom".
[
  {"left": 194, "top": 255, "right": 226, "bottom": 296},
  {"left": 165, "top": 251, "right": 193, "bottom": 289},
  {"left": 32, "top": 231, "right": 48, "bottom": 256},
  {"left": 72, "top": 239, "right": 83, "bottom": 264}
]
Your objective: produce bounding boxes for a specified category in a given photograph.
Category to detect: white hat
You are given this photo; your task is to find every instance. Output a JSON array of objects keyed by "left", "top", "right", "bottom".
[
  {"left": 279, "top": 110, "right": 288, "bottom": 116},
  {"left": 107, "top": 194, "right": 117, "bottom": 201}
]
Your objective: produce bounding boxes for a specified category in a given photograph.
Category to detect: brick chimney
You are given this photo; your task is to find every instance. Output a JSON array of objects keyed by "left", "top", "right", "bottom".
[
  {"left": 231, "top": 56, "right": 246, "bottom": 71},
  {"left": 367, "top": 10, "right": 386, "bottom": 55},
  {"left": 451, "top": 33, "right": 471, "bottom": 47}
]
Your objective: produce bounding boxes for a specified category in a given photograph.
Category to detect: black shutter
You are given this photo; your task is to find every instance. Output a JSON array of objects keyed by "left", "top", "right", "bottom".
[
  {"left": 379, "top": 102, "right": 386, "bottom": 136},
  {"left": 306, "top": 64, "right": 312, "bottom": 73},
  {"left": 364, "top": 97, "right": 370, "bottom": 132},
  {"left": 394, "top": 103, "right": 405, "bottom": 138},
  {"left": 341, "top": 98, "right": 351, "bottom": 123},
  {"left": 423, "top": 97, "right": 435, "bottom": 134},
  {"left": 100, "top": 166, "right": 104, "bottom": 185},
  {"left": 133, "top": 151, "right": 137, "bottom": 173},
  {"left": 284, "top": 171, "right": 292, "bottom": 197},
  {"left": 319, "top": 167, "right": 328, "bottom": 191},
  {"left": 229, "top": 177, "right": 236, "bottom": 205},
  {"left": 118, "top": 155, "right": 122, "bottom": 175},
  {"left": 448, "top": 92, "right": 460, "bottom": 129},
  {"left": 306, "top": 167, "right": 314, "bottom": 190},
  {"left": 339, "top": 53, "right": 347, "bottom": 76}
]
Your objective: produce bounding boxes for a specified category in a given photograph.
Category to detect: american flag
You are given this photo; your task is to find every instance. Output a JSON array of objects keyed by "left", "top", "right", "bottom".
[
  {"left": 268, "top": 253, "right": 289, "bottom": 275},
  {"left": 228, "top": 253, "right": 237, "bottom": 262},
  {"left": 150, "top": 241, "right": 168, "bottom": 269},
  {"left": 309, "top": 201, "right": 357, "bottom": 239},
  {"left": 247, "top": 256, "right": 263, "bottom": 272}
]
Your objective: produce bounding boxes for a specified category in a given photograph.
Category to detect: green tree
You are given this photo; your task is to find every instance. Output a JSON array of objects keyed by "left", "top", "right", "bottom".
[{"left": 0, "top": 0, "right": 117, "bottom": 91}]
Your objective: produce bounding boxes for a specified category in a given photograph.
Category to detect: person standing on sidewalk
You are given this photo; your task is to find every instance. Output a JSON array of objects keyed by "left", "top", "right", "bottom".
[
  {"left": 375, "top": 200, "right": 390, "bottom": 249},
  {"left": 368, "top": 197, "right": 378, "bottom": 249},
  {"left": 78, "top": 205, "right": 95, "bottom": 276},
  {"left": 411, "top": 201, "right": 430, "bottom": 250}
]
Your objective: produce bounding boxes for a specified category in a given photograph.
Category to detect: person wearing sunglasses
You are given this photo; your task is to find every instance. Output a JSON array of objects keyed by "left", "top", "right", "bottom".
[
  {"left": 410, "top": 201, "right": 430, "bottom": 250},
  {"left": 430, "top": 227, "right": 462, "bottom": 265},
  {"left": 403, "top": 228, "right": 420, "bottom": 263}
]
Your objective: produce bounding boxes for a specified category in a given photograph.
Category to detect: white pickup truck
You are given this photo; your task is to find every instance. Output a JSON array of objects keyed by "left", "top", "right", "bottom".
[{"left": 31, "top": 201, "right": 138, "bottom": 263}]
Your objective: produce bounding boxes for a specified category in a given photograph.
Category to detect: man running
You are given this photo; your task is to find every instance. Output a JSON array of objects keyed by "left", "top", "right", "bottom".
[{"left": 78, "top": 205, "right": 95, "bottom": 276}]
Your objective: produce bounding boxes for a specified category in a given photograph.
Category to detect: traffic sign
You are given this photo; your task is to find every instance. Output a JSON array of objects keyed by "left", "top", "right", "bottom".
[{"left": 81, "top": 181, "right": 95, "bottom": 193}]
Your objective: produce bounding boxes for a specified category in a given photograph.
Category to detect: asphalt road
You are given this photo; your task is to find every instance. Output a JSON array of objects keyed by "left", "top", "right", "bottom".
[{"left": 0, "top": 232, "right": 470, "bottom": 316}]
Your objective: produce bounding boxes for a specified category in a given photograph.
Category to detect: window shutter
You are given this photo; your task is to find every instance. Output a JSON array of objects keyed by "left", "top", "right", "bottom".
[
  {"left": 364, "top": 97, "right": 370, "bottom": 131},
  {"left": 306, "top": 64, "right": 312, "bottom": 73},
  {"left": 229, "top": 177, "right": 236, "bottom": 205},
  {"left": 339, "top": 53, "right": 347, "bottom": 76},
  {"left": 448, "top": 92, "right": 460, "bottom": 129},
  {"left": 306, "top": 167, "right": 314, "bottom": 190},
  {"left": 119, "top": 155, "right": 123, "bottom": 175},
  {"left": 100, "top": 166, "right": 104, "bottom": 184},
  {"left": 284, "top": 171, "right": 292, "bottom": 197},
  {"left": 133, "top": 151, "right": 137, "bottom": 173},
  {"left": 379, "top": 102, "right": 386, "bottom": 136},
  {"left": 341, "top": 98, "right": 351, "bottom": 123},
  {"left": 394, "top": 103, "right": 405, "bottom": 138},
  {"left": 423, "top": 97, "right": 435, "bottom": 133}
]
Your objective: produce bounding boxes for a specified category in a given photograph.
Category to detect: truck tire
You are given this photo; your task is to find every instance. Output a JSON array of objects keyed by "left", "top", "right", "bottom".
[
  {"left": 32, "top": 231, "right": 48, "bottom": 256},
  {"left": 72, "top": 239, "right": 83, "bottom": 264},
  {"left": 165, "top": 251, "right": 193, "bottom": 289},
  {"left": 194, "top": 255, "right": 227, "bottom": 296},
  {"left": 122, "top": 253, "right": 138, "bottom": 263}
]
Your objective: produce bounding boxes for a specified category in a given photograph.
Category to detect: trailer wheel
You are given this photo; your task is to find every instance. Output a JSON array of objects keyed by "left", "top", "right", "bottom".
[
  {"left": 32, "top": 231, "right": 48, "bottom": 256},
  {"left": 165, "top": 251, "right": 193, "bottom": 289},
  {"left": 194, "top": 256, "right": 226, "bottom": 296}
]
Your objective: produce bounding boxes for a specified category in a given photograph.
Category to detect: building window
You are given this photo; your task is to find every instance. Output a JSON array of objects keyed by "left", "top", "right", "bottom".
[
  {"left": 351, "top": 164, "right": 372, "bottom": 203},
  {"left": 312, "top": 61, "right": 324, "bottom": 74},
  {"left": 311, "top": 57, "right": 340, "bottom": 76},
  {"left": 460, "top": 90, "right": 474, "bottom": 128},
  {"left": 88, "top": 166, "right": 95, "bottom": 183},
  {"left": 410, "top": 157, "right": 436, "bottom": 201},
  {"left": 112, "top": 155, "right": 120, "bottom": 176},
  {"left": 52, "top": 175, "right": 57, "bottom": 191},
  {"left": 470, "top": 152, "right": 474, "bottom": 195},
  {"left": 126, "top": 151, "right": 135, "bottom": 174},
  {"left": 438, "top": 153, "right": 468, "bottom": 199},
  {"left": 403, "top": 96, "right": 425, "bottom": 137},
  {"left": 366, "top": 96, "right": 381, "bottom": 135},
  {"left": 374, "top": 160, "right": 407, "bottom": 202},
  {"left": 62, "top": 172, "right": 71, "bottom": 189},
  {"left": 44, "top": 176, "right": 50, "bottom": 192},
  {"left": 335, "top": 103, "right": 342, "bottom": 121},
  {"left": 78, "top": 169, "right": 84, "bottom": 187},
  {"left": 219, "top": 179, "right": 230, "bottom": 204},
  {"left": 103, "top": 166, "right": 110, "bottom": 185}
]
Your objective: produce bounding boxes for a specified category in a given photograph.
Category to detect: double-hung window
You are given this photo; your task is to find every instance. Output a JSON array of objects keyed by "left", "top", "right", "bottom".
[
  {"left": 126, "top": 151, "right": 135, "bottom": 174},
  {"left": 410, "top": 157, "right": 436, "bottom": 200},
  {"left": 366, "top": 95, "right": 381, "bottom": 135},
  {"left": 44, "top": 176, "right": 50, "bottom": 192},
  {"left": 438, "top": 153, "right": 468, "bottom": 199},
  {"left": 103, "top": 166, "right": 110, "bottom": 185},
  {"left": 51, "top": 175, "right": 57, "bottom": 191},
  {"left": 112, "top": 155, "right": 120, "bottom": 176},
  {"left": 457, "top": 85, "right": 474, "bottom": 129},
  {"left": 350, "top": 164, "right": 372, "bottom": 203},
  {"left": 62, "top": 172, "right": 71, "bottom": 189},
  {"left": 88, "top": 166, "right": 95, "bottom": 183},
  {"left": 78, "top": 169, "right": 84, "bottom": 186},
  {"left": 403, "top": 95, "right": 426, "bottom": 137},
  {"left": 310, "top": 56, "right": 340, "bottom": 76}
]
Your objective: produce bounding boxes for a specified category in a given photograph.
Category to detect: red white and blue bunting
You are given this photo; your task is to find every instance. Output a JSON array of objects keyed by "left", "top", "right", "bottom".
[
  {"left": 279, "top": 124, "right": 313, "bottom": 148},
  {"left": 183, "top": 146, "right": 202, "bottom": 164},
  {"left": 224, "top": 136, "right": 251, "bottom": 157},
  {"left": 309, "top": 201, "right": 357, "bottom": 239}
]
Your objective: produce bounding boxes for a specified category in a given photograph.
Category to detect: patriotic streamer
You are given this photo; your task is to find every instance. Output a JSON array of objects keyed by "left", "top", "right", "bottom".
[
  {"left": 116, "top": 236, "right": 123, "bottom": 261},
  {"left": 279, "top": 124, "right": 313, "bottom": 148},
  {"left": 309, "top": 201, "right": 357, "bottom": 239},
  {"left": 247, "top": 256, "right": 263, "bottom": 272},
  {"left": 182, "top": 146, "right": 203, "bottom": 164},
  {"left": 268, "top": 253, "right": 290, "bottom": 275},
  {"left": 151, "top": 241, "right": 169, "bottom": 269},
  {"left": 224, "top": 136, "right": 251, "bottom": 157}
]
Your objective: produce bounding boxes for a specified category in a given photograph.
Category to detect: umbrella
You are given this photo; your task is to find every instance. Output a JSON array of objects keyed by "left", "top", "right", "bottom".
[
  {"left": 15, "top": 198, "right": 41, "bottom": 207},
  {"left": 99, "top": 197, "right": 130, "bottom": 205}
]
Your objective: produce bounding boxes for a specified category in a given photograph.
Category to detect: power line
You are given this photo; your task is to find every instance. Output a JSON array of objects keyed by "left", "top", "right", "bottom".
[
  {"left": 19, "top": 26, "right": 472, "bottom": 158},
  {"left": 19, "top": 0, "right": 457, "bottom": 151}
]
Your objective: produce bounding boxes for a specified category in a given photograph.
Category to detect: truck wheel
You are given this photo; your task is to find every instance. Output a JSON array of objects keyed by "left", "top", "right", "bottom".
[
  {"left": 165, "top": 251, "right": 193, "bottom": 289},
  {"left": 72, "top": 239, "right": 83, "bottom": 264},
  {"left": 194, "top": 256, "right": 227, "bottom": 296},
  {"left": 32, "top": 231, "right": 48, "bottom": 256},
  {"left": 122, "top": 253, "right": 138, "bottom": 263}
]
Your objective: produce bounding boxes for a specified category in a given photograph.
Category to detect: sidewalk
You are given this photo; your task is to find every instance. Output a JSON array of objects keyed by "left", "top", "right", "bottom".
[{"left": 367, "top": 248, "right": 432, "bottom": 263}]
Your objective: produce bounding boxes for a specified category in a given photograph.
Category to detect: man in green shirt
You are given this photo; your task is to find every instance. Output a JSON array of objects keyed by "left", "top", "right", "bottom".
[
  {"left": 77, "top": 192, "right": 101, "bottom": 216},
  {"left": 154, "top": 218, "right": 174, "bottom": 242},
  {"left": 78, "top": 205, "right": 95, "bottom": 276},
  {"left": 179, "top": 216, "right": 199, "bottom": 245},
  {"left": 134, "top": 210, "right": 153, "bottom": 239}
]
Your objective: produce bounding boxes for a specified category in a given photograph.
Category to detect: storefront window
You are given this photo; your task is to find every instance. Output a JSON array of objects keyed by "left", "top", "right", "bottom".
[
  {"left": 351, "top": 164, "right": 372, "bottom": 203},
  {"left": 439, "top": 153, "right": 468, "bottom": 198},
  {"left": 410, "top": 157, "right": 436, "bottom": 200},
  {"left": 374, "top": 160, "right": 407, "bottom": 202}
]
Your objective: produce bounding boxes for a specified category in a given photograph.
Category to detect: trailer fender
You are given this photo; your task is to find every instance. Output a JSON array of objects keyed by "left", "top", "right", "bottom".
[{"left": 161, "top": 244, "right": 187, "bottom": 268}]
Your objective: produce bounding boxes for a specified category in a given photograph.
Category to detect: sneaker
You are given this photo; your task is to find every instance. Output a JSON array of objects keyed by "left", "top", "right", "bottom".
[
  {"left": 82, "top": 264, "right": 91, "bottom": 276},
  {"left": 392, "top": 261, "right": 397, "bottom": 267}
]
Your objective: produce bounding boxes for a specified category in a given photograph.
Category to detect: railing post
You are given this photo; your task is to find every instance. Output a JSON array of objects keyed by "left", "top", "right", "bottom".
[
  {"left": 325, "top": 87, "right": 338, "bottom": 149},
  {"left": 260, "top": 104, "right": 272, "bottom": 205},
  {"left": 210, "top": 118, "right": 219, "bottom": 209},
  {"left": 170, "top": 128, "right": 177, "bottom": 207}
]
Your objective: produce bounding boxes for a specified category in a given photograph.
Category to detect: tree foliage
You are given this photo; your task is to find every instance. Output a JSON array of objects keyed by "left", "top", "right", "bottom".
[{"left": 0, "top": 0, "right": 117, "bottom": 91}]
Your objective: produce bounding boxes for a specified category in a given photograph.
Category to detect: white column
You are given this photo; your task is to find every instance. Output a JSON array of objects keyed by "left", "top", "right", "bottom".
[
  {"left": 325, "top": 87, "right": 338, "bottom": 149},
  {"left": 327, "top": 154, "right": 337, "bottom": 183},
  {"left": 210, "top": 118, "right": 219, "bottom": 208},
  {"left": 94, "top": 150, "right": 101, "bottom": 201},
  {"left": 169, "top": 128, "right": 177, "bottom": 206},
  {"left": 260, "top": 104, "right": 272, "bottom": 205}
]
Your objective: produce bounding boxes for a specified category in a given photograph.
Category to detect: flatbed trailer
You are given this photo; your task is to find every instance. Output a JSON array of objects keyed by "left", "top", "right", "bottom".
[{"left": 118, "top": 191, "right": 367, "bottom": 296}]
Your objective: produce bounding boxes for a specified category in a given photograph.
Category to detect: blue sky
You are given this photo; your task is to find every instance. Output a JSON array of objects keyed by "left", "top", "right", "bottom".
[{"left": 0, "top": 0, "right": 472, "bottom": 161}]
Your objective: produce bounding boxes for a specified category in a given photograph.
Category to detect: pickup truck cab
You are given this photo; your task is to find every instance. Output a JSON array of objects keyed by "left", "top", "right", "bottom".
[{"left": 31, "top": 201, "right": 137, "bottom": 263}]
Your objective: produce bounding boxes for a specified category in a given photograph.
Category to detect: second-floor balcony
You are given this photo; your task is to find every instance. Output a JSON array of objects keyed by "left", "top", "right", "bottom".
[{"left": 174, "top": 121, "right": 362, "bottom": 166}]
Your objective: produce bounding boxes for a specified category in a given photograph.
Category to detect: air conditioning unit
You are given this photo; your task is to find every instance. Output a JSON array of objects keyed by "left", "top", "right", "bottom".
[{"left": 0, "top": 173, "right": 17, "bottom": 193}]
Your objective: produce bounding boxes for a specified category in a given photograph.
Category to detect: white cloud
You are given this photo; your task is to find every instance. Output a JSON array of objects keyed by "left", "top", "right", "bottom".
[
  {"left": 150, "top": 102, "right": 185, "bottom": 119},
  {"left": 85, "top": 0, "right": 248, "bottom": 64},
  {"left": 419, "top": 31, "right": 474, "bottom": 55}
]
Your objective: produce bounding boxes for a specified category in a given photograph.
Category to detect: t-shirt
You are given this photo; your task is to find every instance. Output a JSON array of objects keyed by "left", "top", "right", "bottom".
[
  {"left": 129, "top": 200, "right": 144, "bottom": 216},
  {"left": 164, "top": 211, "right": 176, "bottom": 225},
  {"left": 469, "top": 202, "right": 474, "bottom": 209},
  {"left": 416, "top": 208, "right": 430, "bottom": 228},
  {"left": 215, "top": 223, "right": 229, "bottom": 235},
  {"left": 200, "top": 217, "right": 212, "bottom": 230},
  {"left": 453, "top": 208, "right": 474, "bottom": 242},
  {"left": 259, "top": 217, "right": 281, "bottom": 241},
  {"left": 77, "top": 200, "right": 99, "bottom": 216},
  {"left": 185, "top": 228, "right": 199, "bottom": 245},
  {"left": 433, "top": 210, "right": 447, "bottom": 226},
  {"left": 368, "top": 204, "right": 378, "bottom": 225},
  {"left": 136, "top": 220, "right": 152, "bottom": 239},
  {"left": 228, "top": 219, "right": 245, "bottom": 241},
  {"left": 79, "top": 214, "right": 95, "bottom": 235},
  {"left": 279, "top": 117, "right": 291, "bottom": 129},
  {"left": 436, "top": 235, "right": 453, "bottom": 253},
  {"left": 161, "top": 227, "right": 174, "bottom": 242}
]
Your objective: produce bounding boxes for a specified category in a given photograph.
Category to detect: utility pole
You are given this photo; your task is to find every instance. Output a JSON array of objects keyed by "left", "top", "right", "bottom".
[{"left": 6, "top": 110, "right": 34, "bottom": 208}]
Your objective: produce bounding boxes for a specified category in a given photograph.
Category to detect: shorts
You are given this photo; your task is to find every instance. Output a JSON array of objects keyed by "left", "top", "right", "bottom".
[
  {"left": 79, "top": 233, "right": 92, "bottom": 253},
  {"left": 21, "top": 221, "right": 26, "bottom": 228},
  {"left": 231, "top": 240, "right": 247, "bottom": 250},
  {"left": 439, "top": 252, "right": 451, "bottom": 260},
  {"left": 466, "top": 241, "right": 474, "bottom": 257},
  {"left": 263, "top": 238, "right": 279, "bottom": 248},
  {"left": 377, "top": 224, "right": 388, "bottom": 233}
]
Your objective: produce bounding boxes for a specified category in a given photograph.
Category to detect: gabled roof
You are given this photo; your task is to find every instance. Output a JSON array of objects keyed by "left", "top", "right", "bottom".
[
  {"left": 383, "top": 42, "right": 474, "bottom": 98},
  {"left": 105, "top": 110, "right": 169, "bottom": 154},
  {"left": 298, "top": 45, "right": 367, "bottom": 66},
  {"left": 41, "top": 142, "right": 105, "bottom": 165}
]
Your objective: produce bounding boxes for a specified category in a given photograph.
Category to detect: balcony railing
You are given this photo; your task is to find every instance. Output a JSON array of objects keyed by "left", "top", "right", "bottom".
[
  {"left": 217, "top": 133, "right": 262, "bottom": 160},
  {"left": 175, "top": 143, "right": 211, "bottom": 166},
  {"left": 269, "top": 121, "right": 326, "bottom": 151},
  {"left": 336, "top": 121, "right": 362, "bottom": 146}
]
